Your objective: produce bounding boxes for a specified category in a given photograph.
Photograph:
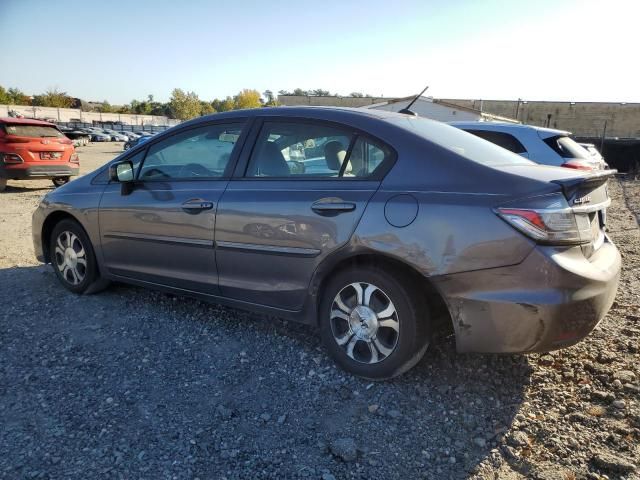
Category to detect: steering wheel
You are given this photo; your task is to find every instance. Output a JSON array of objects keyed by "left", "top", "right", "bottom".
[
  {"left": 141, "top": 168, "right": 170, "bottom": 179},
  {"left": 178, "top": 163, "right": 210, "bottom": 178}
]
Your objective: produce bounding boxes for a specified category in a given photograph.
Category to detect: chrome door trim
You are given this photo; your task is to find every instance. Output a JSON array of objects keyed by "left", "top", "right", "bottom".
[{"left": 215, "top": 240, "right": 321, "bottom": 257}]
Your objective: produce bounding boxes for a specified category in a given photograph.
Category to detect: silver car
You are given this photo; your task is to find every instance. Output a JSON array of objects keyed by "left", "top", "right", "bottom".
[
  {"left": 450, "top": 122, "right": 607, "bottom": 171},
  {"left": 32, "top": 107, "right": 620, "bottom": 379}
]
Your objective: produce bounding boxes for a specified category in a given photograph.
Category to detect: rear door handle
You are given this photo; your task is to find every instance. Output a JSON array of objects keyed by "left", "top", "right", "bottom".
[
  {"left": 182, "top": 199, "right": 214, "bottom": 213},
  {"left": 311, "top": 200, "right": 356, "bottom": 214}
]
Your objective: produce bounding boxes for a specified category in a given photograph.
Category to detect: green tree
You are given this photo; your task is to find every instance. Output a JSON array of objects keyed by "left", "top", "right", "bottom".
[
  {"left": 33, "top": 88, "right": 73, "bottom": 108},
  {"left": 98, "top": 100, "right": 114, "bottom": 113},
  {"left": 292, "top": 88, "right": 308, "bottom": 96},
  {"left": 200, "top": 101, "right": 216, "bottom": 116},
  {"left": 7, "top": 87, "right": 30, "bottom": 105},
  {"left": 234, "top": 89, "right": 262, "bottom": 110},
  {"left": 0, "top": 86, "right": 10, "bottom": 104},
  {"left": 263, "top": 89, "right": 278, "bottom": 106},
  {"left": 310, "top": 89, "right": 330, "bottom": 96},
  {"left": 168, "top": 88, "right": 201, "bottom": 120},
  {"left": 349, "top": 92, "right": 364, "bottom": 97},
  {"left": 212, "top": 96, "right": 235, "bottom": 112}
]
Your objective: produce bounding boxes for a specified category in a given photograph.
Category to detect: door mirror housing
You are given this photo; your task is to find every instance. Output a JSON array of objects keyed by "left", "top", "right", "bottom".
[{"left": 109, "top": 160, "right": 134, "bottom": 182}]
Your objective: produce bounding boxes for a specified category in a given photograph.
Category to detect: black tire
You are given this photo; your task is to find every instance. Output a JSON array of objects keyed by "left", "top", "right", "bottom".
[
  {"left": 319, "top": 265, "right": 430, "bottom": 380},
  {"left": 50, "top": 219, "right": 100, "bottom": 294},
  {"left": 0, "top": 178, "right": 6, "bottom": 192},
  {"left": 52, "top": 177, "right": 70, "bottom": 188}
]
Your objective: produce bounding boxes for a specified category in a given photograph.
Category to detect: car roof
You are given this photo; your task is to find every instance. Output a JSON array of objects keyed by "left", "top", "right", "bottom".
[
  {"left": 0, "top": 117, "right": 56, "bottom": 126},
  {"left": 181, "top": 106, "right": 409, "bottom": 128},
  {"left": 449, "top": 121, "right": 571, "bottom": 136}
]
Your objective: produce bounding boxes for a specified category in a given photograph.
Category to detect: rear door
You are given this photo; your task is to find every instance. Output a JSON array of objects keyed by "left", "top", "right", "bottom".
[
  {"left": 214, "top": 118, "right": 395, "bottom": 310},
  {"left": 98, "top": 121, "right": 247, "bottom": 294}
]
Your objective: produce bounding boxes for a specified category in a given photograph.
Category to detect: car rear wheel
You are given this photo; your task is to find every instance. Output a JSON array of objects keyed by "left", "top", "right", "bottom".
[
  {"left": 0, "top": 178, "right": 6, "bottom": 192},
  {"left": 50, "top": 219, "right": 100, "bottom": 294},
  {"left": 52, "top": 177, "right": 70, "bottom": 188},
  {"left": 319, "top": 266, "right": 430, "bottom": 380}
]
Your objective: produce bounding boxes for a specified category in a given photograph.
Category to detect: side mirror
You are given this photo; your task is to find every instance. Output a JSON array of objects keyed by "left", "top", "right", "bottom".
[{"left": 109, "top": 160, "right": 134, "bottom": 182}]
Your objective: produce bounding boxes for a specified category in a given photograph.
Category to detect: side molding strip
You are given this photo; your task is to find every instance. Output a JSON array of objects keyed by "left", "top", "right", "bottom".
[{"left": 216, "top": 241, "right": 320, "bottom": 257}]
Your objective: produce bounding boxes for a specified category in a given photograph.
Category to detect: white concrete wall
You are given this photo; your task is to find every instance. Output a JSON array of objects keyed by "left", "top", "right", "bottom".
[
  {"left": 0, "top": 104, "right": 180, "bottom": 126},
  {"left": 368, "top": 98, "right": 482, "bottom": 122}
]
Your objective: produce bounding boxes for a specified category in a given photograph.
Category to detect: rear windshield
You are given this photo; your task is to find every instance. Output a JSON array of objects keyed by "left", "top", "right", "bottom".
[
  {"left": 2, "top": 124, "right": 64, "bottom": 138},
  {"left": 387, "top": 117, "right": 534, "bottom": 167},
  {"left": 545, "top": 135, "right": 591, "bottom": 159}
]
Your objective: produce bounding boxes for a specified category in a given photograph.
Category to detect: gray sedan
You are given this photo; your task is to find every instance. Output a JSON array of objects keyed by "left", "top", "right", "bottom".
[{"left": 32, "top": 107, "right": 620, "bottom": 379}]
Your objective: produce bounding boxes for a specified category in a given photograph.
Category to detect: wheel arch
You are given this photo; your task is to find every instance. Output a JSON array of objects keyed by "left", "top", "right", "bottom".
[
  {"left": 41, "top": 210, "right": 86, "bottom": 263},
  {"left": 310, "top": 250, "right": 452, "bottom": 335}
]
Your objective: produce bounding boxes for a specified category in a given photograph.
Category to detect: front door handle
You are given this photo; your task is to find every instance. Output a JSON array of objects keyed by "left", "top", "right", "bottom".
[
  {"left": 311, "top": 200, "right": 356, "bottom": 215},
  {"left": 182, "top": 199, "right": 214, "bottom": 213}
]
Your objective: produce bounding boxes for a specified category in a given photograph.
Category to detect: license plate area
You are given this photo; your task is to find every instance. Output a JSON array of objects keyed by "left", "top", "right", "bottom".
[{"left": 40, "top": 151, "right": 63, "bottom": 160}]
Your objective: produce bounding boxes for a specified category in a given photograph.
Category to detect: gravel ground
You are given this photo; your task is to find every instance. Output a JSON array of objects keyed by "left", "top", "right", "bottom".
[{"left": 0, "top": 145, "right": 638, "bottom": 479}]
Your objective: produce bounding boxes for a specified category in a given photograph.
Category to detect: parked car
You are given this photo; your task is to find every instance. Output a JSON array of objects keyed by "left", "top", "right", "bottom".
[
  {"left": 134, "top": 131, "right": 154, "bottom": 138},
  {"left": 579, "top": 143, "right": 608, "bottom": 168},
  {"left": 32, "top": 107, "right": 620, "bottom": 379},
  {"left": 0, "top": 117, "right": 79, "bottom": 191},
  {"left": 123, "top": 135, "right": 151, "bottom": 150},
  {"left": 101, "top": 130, "right": 128, "bottom": 142},
  {"left": 118, "top": 131, "right": 139, "bottom": 141},
  {"left": 59, "top": 127, "right": 90, "bottom": 146},
  {"left": 91, "top": 132, "right": 111, "bottom": 142},
  {"left": 450, "top": 122, "right": 607, "bottom": 171}
]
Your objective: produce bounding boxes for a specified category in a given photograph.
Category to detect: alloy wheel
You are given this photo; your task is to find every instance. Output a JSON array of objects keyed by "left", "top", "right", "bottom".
[
  {"left": 54, "top": 230, "right": 87, "bottom": 286},
  {"left": 330, "top": 282, "right": 400, "bottom": 364}
]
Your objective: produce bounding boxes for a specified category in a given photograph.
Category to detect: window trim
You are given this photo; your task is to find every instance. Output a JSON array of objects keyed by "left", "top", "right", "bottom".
[
  {"left": 134, "top": 119, "right": 249, "bottom": 183},
  {"left": 234, "top": 117, "right": 397, "bottom": 181},
  {"left": 464, "top": 129, "right": 527, "bottom": 155},
  {"left": 91, "top": 119, "right": 250, "bottom": 185}
]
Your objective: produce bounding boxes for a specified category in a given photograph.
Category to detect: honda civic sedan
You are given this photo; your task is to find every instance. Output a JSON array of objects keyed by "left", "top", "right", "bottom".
[{"left": 32, "top": 107, "right": 621, "bottom": 379}]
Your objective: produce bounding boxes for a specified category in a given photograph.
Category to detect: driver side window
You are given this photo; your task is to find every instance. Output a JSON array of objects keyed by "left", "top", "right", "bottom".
[{"left": 138, "top": 123, "right": 244, "bottom": 180}]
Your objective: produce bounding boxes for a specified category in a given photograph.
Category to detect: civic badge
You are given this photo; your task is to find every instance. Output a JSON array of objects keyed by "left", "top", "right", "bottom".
[{"left": 573, "top": 194, "right": 591, "bottom": 205}]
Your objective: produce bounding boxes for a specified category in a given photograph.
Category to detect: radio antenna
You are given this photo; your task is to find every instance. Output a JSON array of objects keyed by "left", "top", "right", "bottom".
[{"left": 398, "top": 85, "right": 429, "bottom": 116}]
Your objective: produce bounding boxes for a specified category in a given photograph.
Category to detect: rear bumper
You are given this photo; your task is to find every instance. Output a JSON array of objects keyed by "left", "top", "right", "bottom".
[
  {"left": 432, "top": 238, "right": 621, "bottom": 354},
  {"left": 1, "top": 164, "right": 79, "bottom": 180}
]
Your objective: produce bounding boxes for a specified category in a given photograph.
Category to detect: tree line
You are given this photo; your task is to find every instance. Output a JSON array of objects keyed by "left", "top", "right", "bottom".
[{"left": 0, "top": 85, "right": 375, "bottom": 121}]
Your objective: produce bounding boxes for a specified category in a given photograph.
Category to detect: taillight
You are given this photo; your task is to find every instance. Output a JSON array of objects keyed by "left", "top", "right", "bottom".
[
  {"left": 495, "top": 193, "right": 593, "bottom": 245},
  {"left": 70, "top": 153, "right": 80, "bottom": 163},
  {"left": 0, "top": 153, "right": 24, "bottom": 164},
  {"left": 560, "top": 159, "right": 593, "bottom": 170}
]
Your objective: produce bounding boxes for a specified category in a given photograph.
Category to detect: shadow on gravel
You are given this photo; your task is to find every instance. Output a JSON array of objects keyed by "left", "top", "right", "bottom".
[
  {"left": 2, "top": 184, "right": 53, "bottom": 193},
  {"left": 0, "top": 265, "right": 532, "bottom": 479}
]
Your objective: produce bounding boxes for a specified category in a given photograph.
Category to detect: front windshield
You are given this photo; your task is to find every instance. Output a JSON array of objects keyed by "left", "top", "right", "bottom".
[{"left": 387, "top": 117, "right": 534, "bottom": 167}]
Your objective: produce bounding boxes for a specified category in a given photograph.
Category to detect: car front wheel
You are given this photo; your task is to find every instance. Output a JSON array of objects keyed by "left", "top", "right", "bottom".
[
  {"left": 50, "top": 219, "right": 100, "bottom": 294},
  {"left": 319, "top": 265, "right": 430, "bottom": 380}
]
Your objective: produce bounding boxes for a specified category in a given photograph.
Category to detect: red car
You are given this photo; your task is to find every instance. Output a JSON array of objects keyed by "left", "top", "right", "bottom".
[{"left": 0, "top": 117, "right": 79, "bottom": 192}]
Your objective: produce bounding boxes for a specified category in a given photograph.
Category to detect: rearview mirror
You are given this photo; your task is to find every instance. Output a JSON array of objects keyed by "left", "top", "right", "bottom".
[{"left": 109, "top": 161, "right": 134, "bottom": 182}]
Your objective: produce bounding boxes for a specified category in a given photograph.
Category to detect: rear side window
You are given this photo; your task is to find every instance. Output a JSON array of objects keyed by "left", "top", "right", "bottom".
[
  {"left": 464, "top": 130, "right": 527, "bottom": 154},
  {"left": 544, "top": 135, "right": 590, "bottom": 159},
  {"left": 2, "top": 124, "right": 64, "bottom": 138},
  {"left": 388, "top": 117, "right": 534, "bottom": 167},
  {"left": 245, "top": 121, "right": 393, "bottom": 178}
]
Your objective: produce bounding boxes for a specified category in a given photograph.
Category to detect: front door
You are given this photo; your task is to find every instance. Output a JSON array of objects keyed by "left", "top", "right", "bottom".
[
  {"left": 215, "top": 119, "right": 394, "bottom": 310},
  {"left": 99, "top": 121, "right": 246, "bottom": 294}
]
